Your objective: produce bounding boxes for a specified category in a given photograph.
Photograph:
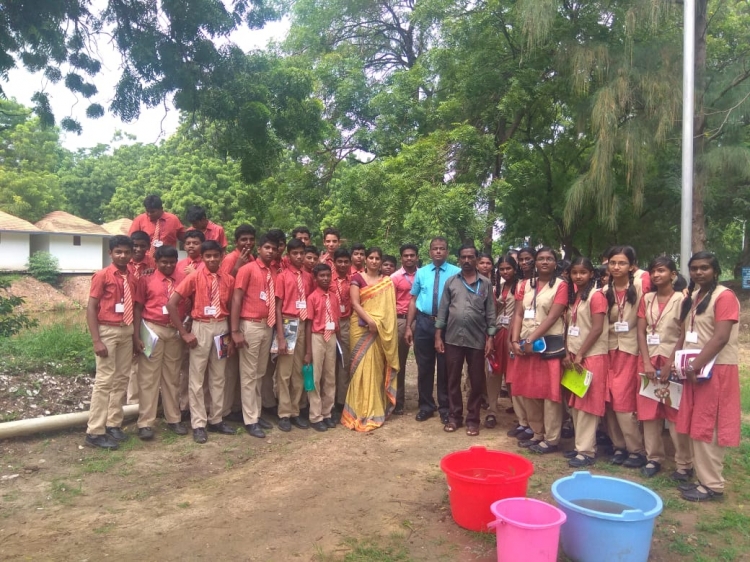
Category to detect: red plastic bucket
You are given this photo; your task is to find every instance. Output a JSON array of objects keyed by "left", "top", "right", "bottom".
[{"left": 440, "top": 446, "right": 534, "bottom": 532}]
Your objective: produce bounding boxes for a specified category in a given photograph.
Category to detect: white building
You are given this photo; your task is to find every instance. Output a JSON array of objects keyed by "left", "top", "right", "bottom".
[
  {"left": 0, "top": 211, "right": 42, "bottom": 271},
  {"left": 33, "top": 211, "right": 110, "bottom": 273}
]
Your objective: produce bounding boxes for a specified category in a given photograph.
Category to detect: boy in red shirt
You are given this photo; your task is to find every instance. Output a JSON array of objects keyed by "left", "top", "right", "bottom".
[
  {"left": 303, "top": 246, "right": 319, "bottom": 273},
  {"left": 350, "top": 243, "right": 366, "bottom": 274},
  {"left": 230, "top": 234, "right": 279, "bottom": 438},
  {"left": 133, "top": 245, "right": 188, "bottom": 439},
  {"left": 332, "top": 248, "right": 352, "bottom": 411},
  {"left": 186, "top": 205, "right": 228, "bottom": 249},
  {"left": 274, "top": 238, "right": 313, "bottom": 431},
  {"left": 220, "top": 224, "right": 256, "bottom": 277},
  {"left": 129, "top": 195, "right": 185, "bottom": 256},
  {"left": 176, "top": 230, "right": 206, "bottom": 276},
  {"left": 292, "top": 226, "right": 311, "bottom": 245},
  {"left": 304, "top": 264, "right": 340, "bottom": 431},
  {"left": 319, "top": 227, "right": 341, "bottom": 267},
  {"left": 167, "top": 241, "right": 235, "bottom": 444},
  {"left": 85, "top": 235, "right": 137, "bottom": 449}
]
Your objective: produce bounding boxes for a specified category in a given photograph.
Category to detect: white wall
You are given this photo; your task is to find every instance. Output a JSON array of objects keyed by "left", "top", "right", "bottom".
[
  {"left": 48, "top": 234, "right": 104, "bottom": 273},
  {"left": 0, "top": 232, "right": 31, "bottom": 271}
]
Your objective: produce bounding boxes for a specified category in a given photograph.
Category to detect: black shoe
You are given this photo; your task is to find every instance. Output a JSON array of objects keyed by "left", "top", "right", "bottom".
[
  {"left": 167, "top": 422, "right": 188, "bottom": 435},
  {"left": 568, "top": 454, "right": 595, "bottom": 468},
  {"left": 530, "top": 441, "right": 559, "bottom": 455},
  {"left": 106, "top": 426, "right": 128, "bottom": 441},
  {"left": 392, "top": 406, "right": 405, "bottom": 415},
  {"left": 138, "top": 427, "right": 155, "bottom": 440},
  {"left": 224, "top": 411, "right": 243, "bottom": 423},
  {"left": 310, "top": 421, "right": 328, "bottom": 432},
  {"left": 261, "top": 405, "right": 278, "bottom": 418},
  {"left": 611, "top": 449, "right": 628, "bottom": 465},
  {"left": 290, "top": 416, "right": 309, "bottom": 429},
  {"left": 415, "top": 410, "right": 434, "bottom": 422},
  {"left": 193, "top": 428, "right": 207, "bottom": 444},
  {"left": 518, "top": 439, "right": 542, "bottom": 449},
  {"left": 507, "top": 425, "right": 528, "bottom": 438},
  {"left": 257, "top": 417, "right": 273, "bottom": 430},
  {"left": 640, "top": 461, "right": 661, "bottom": 478},
  {"left": 278, "top": 417, "right": 292, "bottom": 432},
  {"left": 622, "top": 453, "right": 647, "bottom": 469},
  {"left": 596, "top": 430, "right": 613, "bottom": 446},
  {"left": 678, "top": 482, "right": 699, "bottom": 492},
  {"left": 207, "top": 422, "right": 235, "bottom": 435},
  {"left": 323, "top": 417, "right": 336, "bottom": 429},
  {"left": 670, "top": 468, "right": 694, "bottom": 482},
  {"left": 561, "top": 424, "right": 575, "bottom": 439},
  {"left": 299, "top": 406, "right": 310, "bottom": 420},
  {"left": 439, "top": 412, "right": 449, "bottom": 424},
  {"left": 563, "top": 450, "right": 579, "bottom": 459},
  {"left": 85, "top": 434, "right": 119, "bottom": 450},
  {"left": 245, "top": 423, "right": 266, "bottom": 439},
  {"left": 484, "top": 415, "right": 497, "bottom": 429},
  {"left": 681, "top": 485, "right": 724, "bottom": 502},
  {"left": 180, "top": 410, "right": 191, "bottom": 422}
]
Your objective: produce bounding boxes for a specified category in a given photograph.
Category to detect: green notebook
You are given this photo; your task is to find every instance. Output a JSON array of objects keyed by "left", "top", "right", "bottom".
[{"left": 561, "top": 367, "right": 593, "bottom": 398}]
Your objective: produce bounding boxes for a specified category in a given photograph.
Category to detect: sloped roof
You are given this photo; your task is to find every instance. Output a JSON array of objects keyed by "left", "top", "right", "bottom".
[
  {"left": 101, "top": 218, "right": 133, "bottom": 236},
  {"left": 35, "top": 211, "right": 109, "bottom": 236},
  {"left": 0, "top": 210, "right": 41, "bottom": 233}
]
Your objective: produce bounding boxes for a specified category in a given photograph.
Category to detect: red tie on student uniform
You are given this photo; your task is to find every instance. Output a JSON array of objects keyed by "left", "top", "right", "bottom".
[
  {"left": 210, "top": 273, "right": 221, "bottom": 318},
  {"left": 132, "top": 262, "right": 142, "bottom": 279},
  {"left": 324, "top": 293, "right": 333, "bottom": 342},
  {"left": 266, "top": 270, "right": 276, "bottom": 327},
  {"left": 121, "top": 274, "right": 133, "bottom": 325},
  {"left": 149, "top": 220, "right": 161, "bottom": 257},
  {"left": 296, "top": 271, "right": 308, "bottom": 321},
  {"left": 166, "top": 277, "right": 174, "bottom": 298}
]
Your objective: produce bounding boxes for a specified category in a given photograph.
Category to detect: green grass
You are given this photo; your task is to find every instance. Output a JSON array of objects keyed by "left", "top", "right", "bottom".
[
  {"left": 0, "top": 322, "right": 94, "bottom": 375},
  {"left": 49, "top": 480, "right": 82, "bottom": 504},
  {"left": 93, "top": 523, "right": 115, "bottom": 534},
  {"left": 740, "top": 367, "right": 750, "bottom": 413},
  {"left": 315, "top": 535, "right": 413, "bottom": 562}
]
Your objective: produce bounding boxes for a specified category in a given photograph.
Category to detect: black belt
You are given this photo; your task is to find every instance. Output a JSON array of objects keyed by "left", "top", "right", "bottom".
[
  {"left": 417, "top": 310, "right": 437, "bottom": 321},
  {"left": 397, "top": 314, "right": 408, "bottom": 319}
]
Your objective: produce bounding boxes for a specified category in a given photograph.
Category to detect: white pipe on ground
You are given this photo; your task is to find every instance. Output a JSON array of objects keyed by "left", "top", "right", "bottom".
[{"left": 0, "top": 405, "right": 139, "bottom": 439}]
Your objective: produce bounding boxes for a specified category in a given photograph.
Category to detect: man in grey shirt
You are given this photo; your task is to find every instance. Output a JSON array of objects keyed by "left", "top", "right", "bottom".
[{"left": 435, "top": 245, "right": 496, "bottom": 436}]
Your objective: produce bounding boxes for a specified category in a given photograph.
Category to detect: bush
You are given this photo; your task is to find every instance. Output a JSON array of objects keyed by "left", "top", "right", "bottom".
[
  {"left": 0, "top": 322, "right": 94, "bottom": 375},
  {"left": 0, "top": 278, "right": 36, "bottom": 337},
  {"left": 27, "top": 251, "right": 60, "bottom": 285}
]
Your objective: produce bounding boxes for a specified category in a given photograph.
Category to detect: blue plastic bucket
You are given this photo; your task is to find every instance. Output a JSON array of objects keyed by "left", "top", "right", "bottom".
[{"left": 551, "top": 471, "right": 663, "bottom": 562}]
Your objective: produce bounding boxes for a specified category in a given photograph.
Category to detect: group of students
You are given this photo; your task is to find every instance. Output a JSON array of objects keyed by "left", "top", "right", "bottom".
[{"left": 488, "top": 245, "right": 740, "bottom": 503}]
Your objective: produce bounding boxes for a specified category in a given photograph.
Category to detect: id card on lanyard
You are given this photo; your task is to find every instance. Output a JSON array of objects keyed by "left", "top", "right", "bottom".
[{"left": 686, "top": 291, "right": 707, "bottom": 344}]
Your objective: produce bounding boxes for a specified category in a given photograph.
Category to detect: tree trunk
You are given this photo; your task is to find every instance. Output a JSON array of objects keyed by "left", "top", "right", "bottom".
[
  {"left": 483, "top": 151, "right": 503, "bottom": 255},
  {"left": 691, "top": 0, "right": 708, "bottom": 252}
]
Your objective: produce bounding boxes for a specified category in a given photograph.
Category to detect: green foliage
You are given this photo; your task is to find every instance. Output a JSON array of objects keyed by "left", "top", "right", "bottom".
[
  {"left": 0, "top": 323, "right": 95, "bottom": 376},
  {"left": 0, "top": 279, "right": 36, "bottom": 338},
  {"left": 26, "top": 252, "right": 61, "bottom": 286}
]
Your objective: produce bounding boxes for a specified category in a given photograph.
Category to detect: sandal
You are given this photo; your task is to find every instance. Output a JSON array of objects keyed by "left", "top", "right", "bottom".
[
  {"left": 466, "top": 426, "right": 479, "bottom": 436},
  {"left": 444, "top": 422, "right": 459, "bottom": 433},
  {"left": 484, "top": 415, "right": 497, "bottom": 429}
]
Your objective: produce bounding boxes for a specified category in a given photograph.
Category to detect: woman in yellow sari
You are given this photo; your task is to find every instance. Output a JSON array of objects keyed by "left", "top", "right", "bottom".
[{"left": 341, "top": 247, "right": 400, "bottom": 432}]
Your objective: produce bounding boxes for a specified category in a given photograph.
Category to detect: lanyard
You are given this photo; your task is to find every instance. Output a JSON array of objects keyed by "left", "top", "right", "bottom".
[
  {"left": 499, "top": 285, "right": 510, "bottom": 315},
  {"left": 401, "top": 270, "right": 415, "bottom": 289},
  {"left": 530, "top": 279, "right": 550, "bottom": 313},
  {"left": 689, "top": 291, "right": 709, "bottom": 332},
  {"left": 461, "top": 276, "right": 481, "bottom": 294},
  {"left": 614, "top": 287, "right": 628, "bottom": 322},
  {"left": 648, "top": 292, "right": 673, "bottom": 334},
  {"left": 570, "top": 294, "right": 582, "bottom": 326}
]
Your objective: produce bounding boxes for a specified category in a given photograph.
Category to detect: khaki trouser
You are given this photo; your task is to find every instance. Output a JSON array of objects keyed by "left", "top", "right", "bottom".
[
  {"left": 605, "top": 408, "right": 645, "bottom": 454},
  {"left": 179, "top": 347, "right": 190, "bottom": 411},
  {"left": 276, "top": 319, "right": 307, "bottom": 419},
  {"left": 238, "top": 320, "right": 273, "bottom": 425},
  {"left": 693, "top": 429, "right": 725, "bottom": 492},
  {"left": 188, "top": 320, "right": 229, "bottom": 429},
  {"left": 572, "top": 408, "right": 599, "bottom": 458},
  {"left": 137, "top": 321, "right": 183, "bottom": 427},
  {"left": 335, "top": 318, "right": 352, "bottom": 405},
  {"left": 309, "top": 333, "right": 337, "bottom": 423},
  {"left": 524, "top": 398, "right": 564, "bottom": 445},
  {"left": 512, "top": 394, "right": 528, "bottom": 427},
  {"left": 261, "top": 355, "right": 277, "bottom": 408},
  {"left": 643, "top": 420, "right": 694, "bottom": 468},
  {"left": 222, "top": 352, "right": 241, "bottom": 417},
  {"left": 126, "top": 356, "right": 139, "bottom": 404},
  {"left": 87, "top": 324, "right": 134, "bottom": 435}
]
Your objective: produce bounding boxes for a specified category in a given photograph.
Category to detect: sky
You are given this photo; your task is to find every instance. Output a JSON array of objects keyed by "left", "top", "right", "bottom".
[{"left": 4, "top": 19, "right": 290, "bottom": 151}]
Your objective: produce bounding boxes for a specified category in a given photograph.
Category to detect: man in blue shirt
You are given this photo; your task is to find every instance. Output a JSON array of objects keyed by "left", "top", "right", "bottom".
[{"left": 405, "top": 237, "right": 460, "bottom": 423}]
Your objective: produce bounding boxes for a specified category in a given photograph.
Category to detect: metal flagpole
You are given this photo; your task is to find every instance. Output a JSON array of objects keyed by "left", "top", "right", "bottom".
[{"left": 681, "top": 0, "right": 695, "bottom": 276}]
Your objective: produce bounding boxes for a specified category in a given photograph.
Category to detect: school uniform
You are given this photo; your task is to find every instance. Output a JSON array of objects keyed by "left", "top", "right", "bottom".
[
  {"left": 604, "top": 278, "right": 649, "bottom": 455},
  {"left": 390, "top": 267, "right": 417, "bottom": 410},
  {"left": 234, "top": 260, "right": 278, "bottom": 425},
  {"left": 307, "top": 287, "right": 340, "bottom": 423},
  {"left": 220, "top": 248, "right": 254, "bottom": 277},
  {"left": 87, "top": 264, "right": 137, "bottom": 436},
  {"left": 176, "top": 256, "right": 205, "bottom": 276},
  {"left": 513, "top": 278, "right": 568, "bottom": 445},
  {"left": 566, "top": 289, "right": 609, "bottom": 458},
  {"left": 275, "top": 264, "right": 314, "bottom": 418},
  {"left": 488, "top": 283, "right": 515, "bottom": 419},
  {"left": 199, "top": 220, "right": 228, "bottom": 249},
  {"left": 333, "top": 271, "right": 353, "bottom": 406},
  {"left": 676, "top": 286, "right": 741, "bottom": 492},
  {"left": 130, "top": 212, "right": 185, "bottom": 256},
  {"left": 126, "top": 255, "right": 156, "bottom": 404},
  {"left": 134, "top": 270, "right": 186, "bottom": 428},
  {"left": 174, "top": 268, "right": 234, "bottom": 429},
  {"left": 637, "top": 292, "right": 693, "bottom": 470}
]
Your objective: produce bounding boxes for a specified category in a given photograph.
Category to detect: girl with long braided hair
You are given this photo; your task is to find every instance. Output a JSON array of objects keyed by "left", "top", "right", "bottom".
[
  {"left": 675, "top": 252, "right": 740, "bottom": 502},
  {"left": 603, "top": 246, "right": 649, "bottom": 469}
]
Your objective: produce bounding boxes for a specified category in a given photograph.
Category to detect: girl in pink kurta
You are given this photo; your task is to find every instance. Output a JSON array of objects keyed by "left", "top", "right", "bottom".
[
  {"left": 676, "top": 252, "right": 740, "bottom": 502},
  {"left": 510, "top": 247, "right": 569, "bottom": 455},
  {"left": 635, "top": 257, "right": 692, "bottom": 480},
  {"left": 564, "top": 257, "right": 609, "bottom": 468},
  {"left": 603, "top": 245, "right": 649, "bottom": 469}
]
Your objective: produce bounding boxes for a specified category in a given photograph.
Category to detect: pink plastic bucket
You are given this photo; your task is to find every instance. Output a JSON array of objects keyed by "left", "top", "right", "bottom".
[{"left": 488, "top": 498, "right": 566, "bottom": 562}]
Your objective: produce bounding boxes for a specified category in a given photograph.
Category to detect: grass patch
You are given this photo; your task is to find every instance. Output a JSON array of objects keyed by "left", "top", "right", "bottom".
[
  {"left": 741, "top": 367, "right": 750, "bottom": 413},
  {"left": 50, "top": 480, "right": 82, "bottom": 504},
  {"left": 177, "top": 501, "right": 190, "bottom": 508},
  {"left": 0, "top": 322, "right": 94, "bottom": 375},
  {"left": 80, "top": 450, "right": 126, "bottom": 474},
  {"left": 93, "top": 523, "right": 115, "bottom": 534},
  {"left": 315, "top": 535, "right": 413, "bottom": 562}
]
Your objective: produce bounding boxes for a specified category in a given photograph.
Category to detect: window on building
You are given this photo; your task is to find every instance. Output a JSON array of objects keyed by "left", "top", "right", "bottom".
[{"left": 73, "top": 236, "right": 81, "bottom": 246}]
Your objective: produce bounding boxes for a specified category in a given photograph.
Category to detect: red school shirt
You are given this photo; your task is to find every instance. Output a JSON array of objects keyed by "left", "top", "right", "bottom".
[
  {"left": 176, "top": 256, "right": 205, "bottom": 276},
  {"left": 201, "top": 220, "right": 228, "bottom": 249},
  {"left": 220, "top": 248, "right": 254, "bottom": 276},
  {"left": 332, "top": 271, "right": 352, "bottom": 317},
  {"left": 89, "top": 263, "right": 137, "bottom": 324},
  {"left": 135, "top": 269, "right": 187, "bottom": 324},
  {"left": 174, "top": 268, "right": 233, "bottom": 320},
  {"left": 275, "top": 265, "right": 314, "bottom": 317},
  {"left": 235, "top": 260, "right": 277, "bottom": 320},
  {"left": 128, "top": 254, "right": 155, "bottom": 279},
  {"left": 130, "top": 211, "right": 185, "bottom": 249},
  {"left": 307, "top": 287, "right": 341, "bottom": 334}
]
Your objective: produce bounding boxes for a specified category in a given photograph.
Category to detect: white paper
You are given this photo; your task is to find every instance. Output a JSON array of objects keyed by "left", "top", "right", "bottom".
[{"left": 139, "top": 320, "right": 159, "bottom": 359}]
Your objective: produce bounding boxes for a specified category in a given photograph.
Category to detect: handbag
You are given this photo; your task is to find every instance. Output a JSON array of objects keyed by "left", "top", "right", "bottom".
[{"left": 540, "top": 334, "right": 566, "bottom": 360}]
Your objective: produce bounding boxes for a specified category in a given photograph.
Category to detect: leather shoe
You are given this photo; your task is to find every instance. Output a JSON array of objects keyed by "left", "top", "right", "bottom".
[
  {"left": 193, "top": 428, "right": 207, "bottom": 444},
  {"left": 622, "top": 453, "right": 647, "bottom": 469},
  {"left": 310, "top": 421, "right": 328, "bottom": 432},
  {"left": 563, "top": 450, "right": 579, "bottom": 459},
  {"left": 245, "top": 423, "right": 266, "bottom": 439},
  {"left": 106, "top": 426, "right": 128, "bottom": 441},
  {"left": 681, "top": 485, "right": 724, "bottom": 502},
  {"left": 518, "top": 438, "right": 542, "bottom": 448},
  {"left": 323, "top": 417, "right": 336, "bottom": 429},
  {"left": 530, "top": 441, "right": 559, "bottom": 454},
  {"left": 85, "top": 434, "right": 119, "bottom": 450},
  {"left": 138, "top": 427, "right": 155, "bottom": 440},
  {"left": 278, "top": 417, "right": 292, "bottom": 432},
  {"left": 207, "top": 422, "right": 235, "bottom": 435},
  {"left": 392, "top": 406, "right": 405, "bottom": 415},
  {"left": 610, "top": 449, "right": 628, "bottom": 465},
  {"left": 167, "top": 422, "right": 188, "bottom": 435},
  {"left": 640, "top": 461, "right": 661, "bottom": 478},
  {"left": 484, "top": 415, "right": 497, "bottom": 429},
  {"left": 290, "top": 416, "right": 309, "bottom": 429},
  {"left": 568, "top": 454, "right": 595, "bottom": 467},
  {"left": 670, "top": 468, "right": 694, "bottom": 482},
  {"left": 507, "top": 425, "right": 528, "bottom": 438},
  {"left": 223, "top": 411, "right": 243, "bottom": 423},
  {"left": 258, "top": 418, "right": 273, "bottom": 430},
  {"left": 415, "top": 410, "right": 434, "bottom": 422},
  {"left": 439, "top": 412, "right": 449, "bottom": 424}
]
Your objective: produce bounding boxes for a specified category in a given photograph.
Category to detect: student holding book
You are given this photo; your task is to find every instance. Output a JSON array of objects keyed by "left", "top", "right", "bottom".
[
  {"left": 167, "top": 240, "right": 235, "bottom": 444},
  {"left": 636, "top": 257, "right": 692, "bottom": 479},
  {"left": 676, "top": 252, "right": 741, "bottom": 502},
  {"left": 563, "top": 257, "right": 609, "bottom": 467}
]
